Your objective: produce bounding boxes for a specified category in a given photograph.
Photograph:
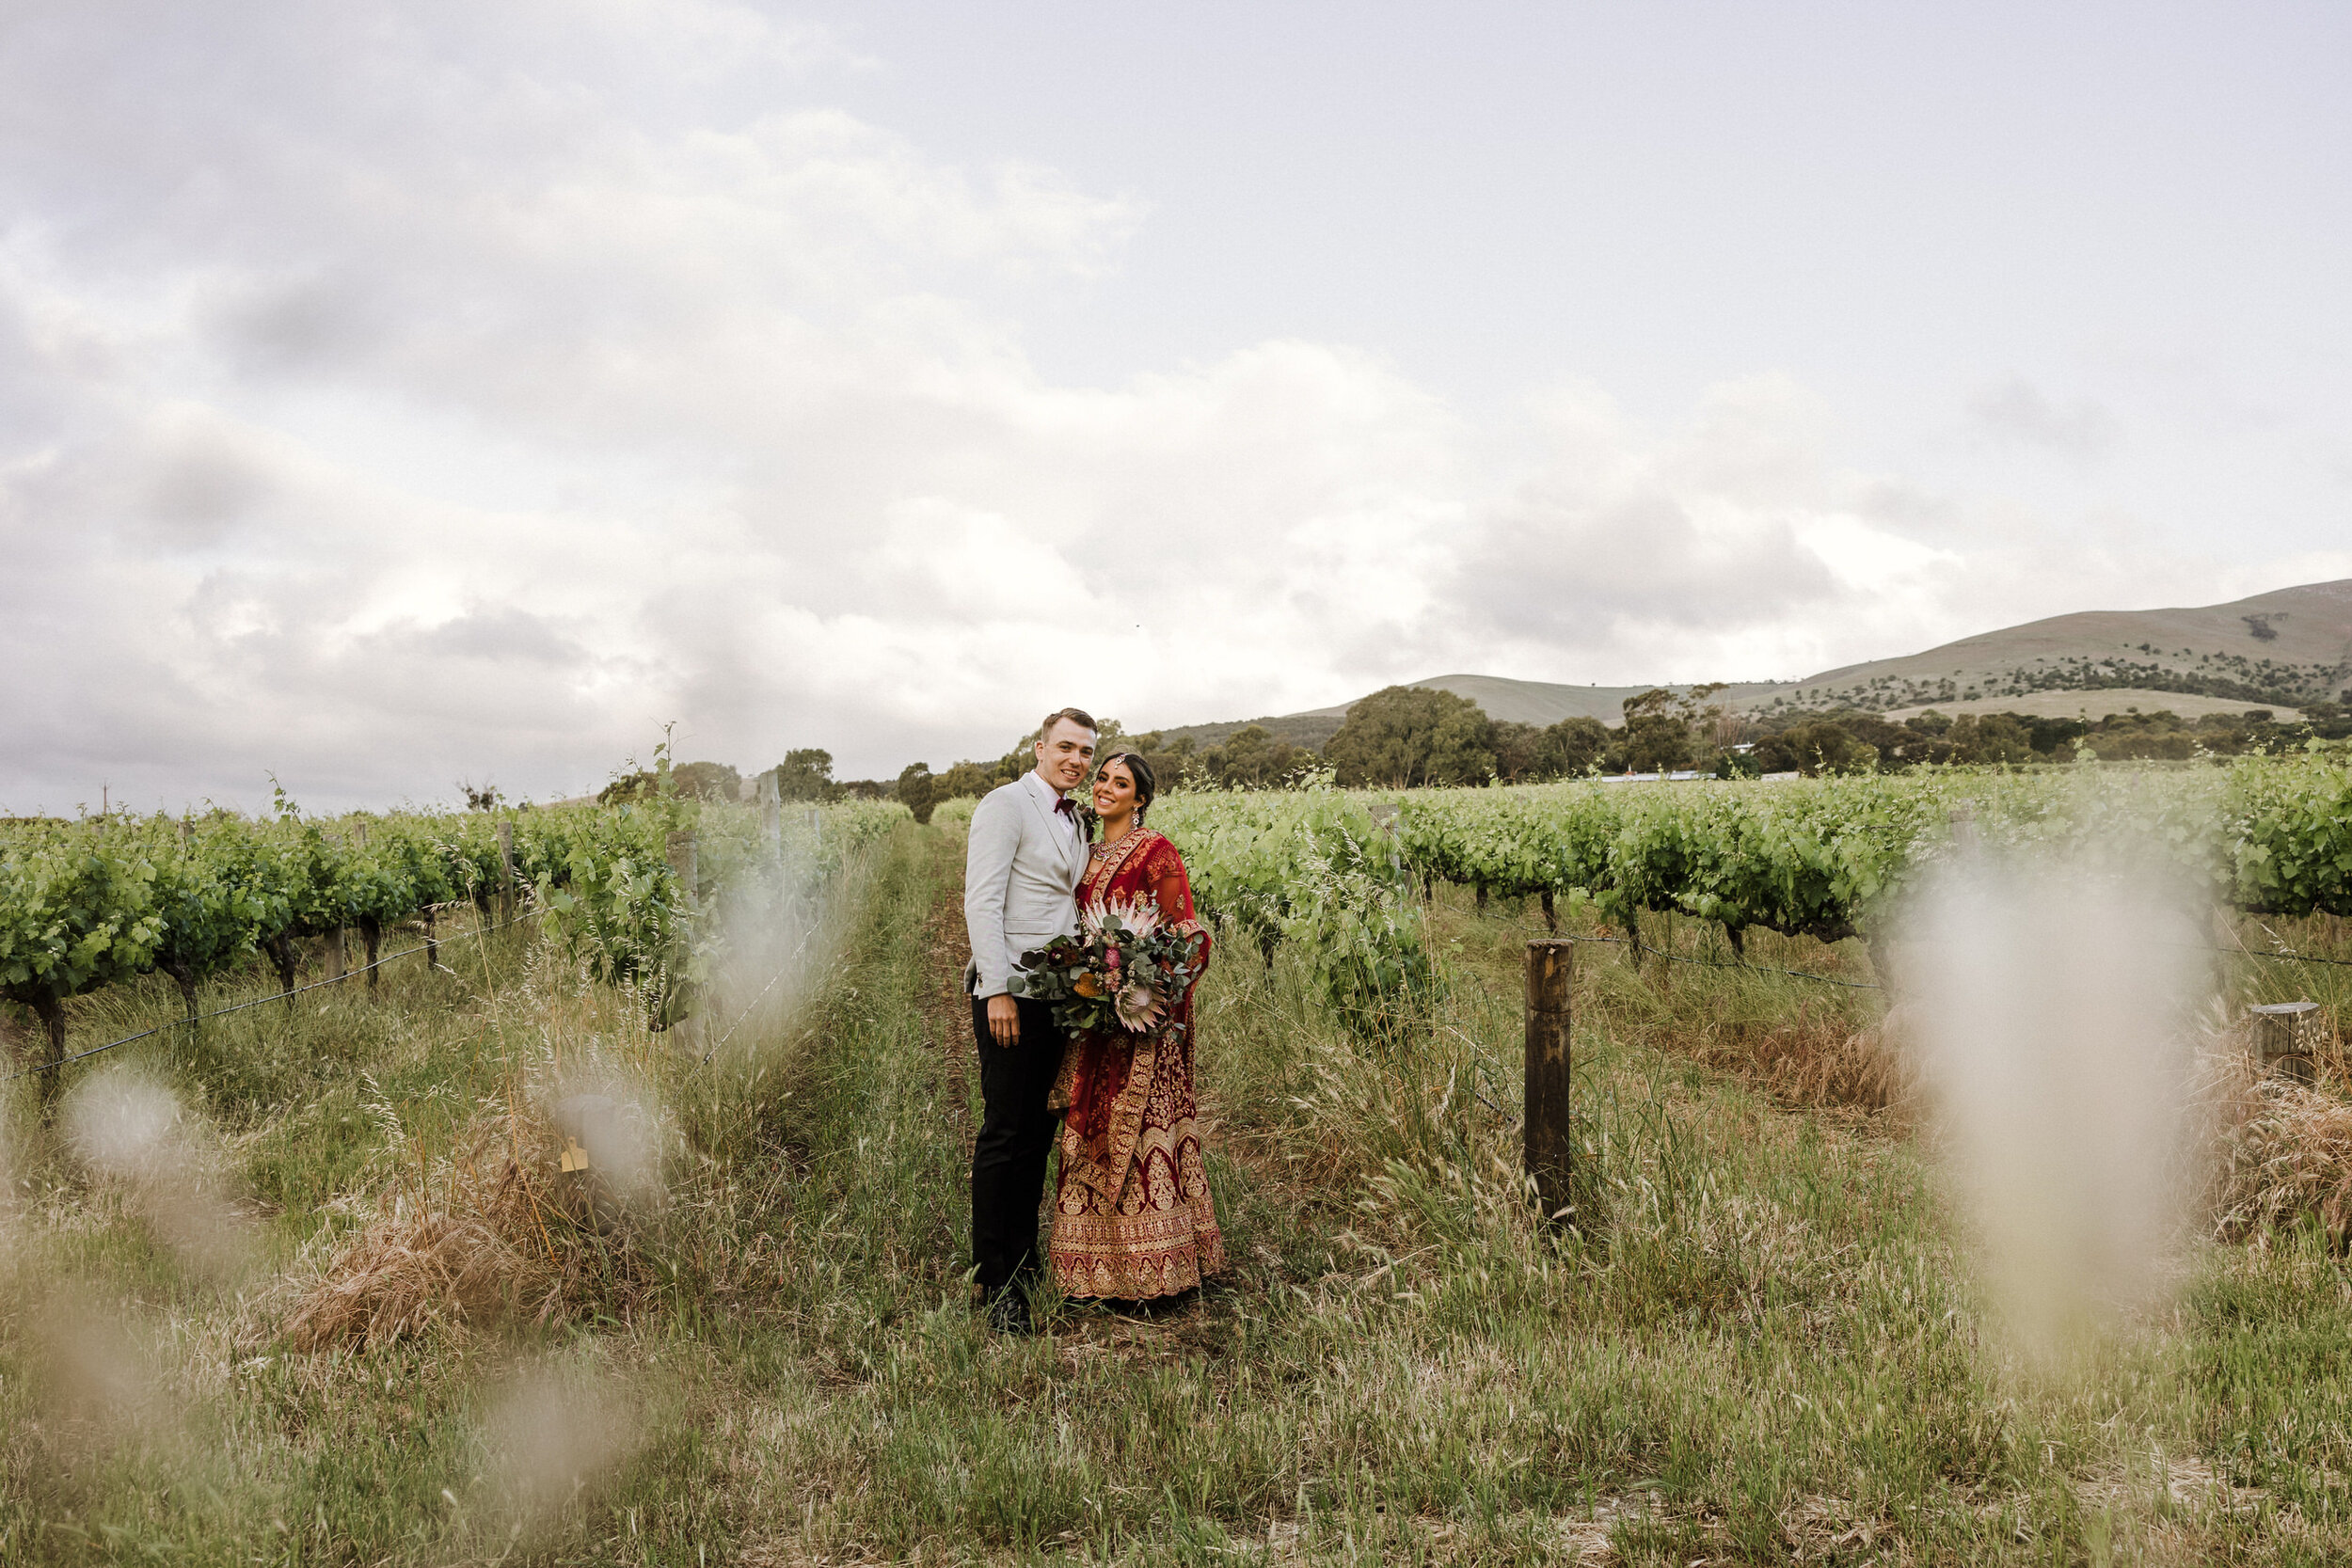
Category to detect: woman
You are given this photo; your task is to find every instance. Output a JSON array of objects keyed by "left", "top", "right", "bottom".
[{"left": 1048, "top": 752, "right": 1227, "bottom": 1302}]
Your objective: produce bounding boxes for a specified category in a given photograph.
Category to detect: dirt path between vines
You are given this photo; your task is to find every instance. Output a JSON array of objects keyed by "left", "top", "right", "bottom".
[
  {"left": 910, "top": 830, "right": 990, "bottom": 1302},
  {"left": 918, "top": 832, "right": 977, "bottom": 1166}
]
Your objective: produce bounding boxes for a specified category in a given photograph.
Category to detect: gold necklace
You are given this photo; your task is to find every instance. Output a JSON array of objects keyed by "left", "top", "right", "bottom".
[{"left": 1090, "top": 821, "right": 1142, "bottom": 858}]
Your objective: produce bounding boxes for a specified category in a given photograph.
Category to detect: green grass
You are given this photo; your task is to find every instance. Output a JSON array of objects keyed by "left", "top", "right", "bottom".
[{"left": 4, "top": 826, "right": 2350, "bottom": 1563}]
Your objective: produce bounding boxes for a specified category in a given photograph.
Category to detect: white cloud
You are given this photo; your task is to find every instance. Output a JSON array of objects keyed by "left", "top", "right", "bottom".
[{"left": 1, "top": 4, "right": 2342, "bottom": 811}]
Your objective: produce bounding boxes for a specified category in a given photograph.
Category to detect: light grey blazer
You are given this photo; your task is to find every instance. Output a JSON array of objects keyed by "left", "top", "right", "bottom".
[{"left": 962, "top": 774, "right": 1085, "bottom": 1000}]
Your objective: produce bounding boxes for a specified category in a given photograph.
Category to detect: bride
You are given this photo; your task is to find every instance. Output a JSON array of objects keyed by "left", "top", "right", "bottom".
[{"left": 1048, "top": 752, "right": 1227, "bottom": 1303}]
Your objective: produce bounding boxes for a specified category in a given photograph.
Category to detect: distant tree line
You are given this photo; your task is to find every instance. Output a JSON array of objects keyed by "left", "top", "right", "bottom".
[
  {"left": 1759, "top": 647, "right": 2352, "bottom": 716},
  {"left": 1746, "top": 701, "right": 2350, "bottom": 772},
  {"left": 600, "top": 749, "right": 897, "bottom": 808},
  {"left": 629, "top": 691, "right": 2352, "bottom": 819}
]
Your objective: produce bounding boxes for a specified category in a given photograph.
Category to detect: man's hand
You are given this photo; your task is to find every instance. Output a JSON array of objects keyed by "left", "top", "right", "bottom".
[{"left": 985, "top": 993, "right": 1021, "bottom": 1047}]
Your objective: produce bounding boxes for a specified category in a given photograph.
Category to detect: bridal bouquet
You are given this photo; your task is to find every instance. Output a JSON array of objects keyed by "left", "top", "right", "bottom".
[{"left": 1010, "top": 895, "right": 1205, "bottom": 1037}]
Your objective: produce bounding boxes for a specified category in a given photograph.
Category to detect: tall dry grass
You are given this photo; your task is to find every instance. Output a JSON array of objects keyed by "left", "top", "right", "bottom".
[
  {"left": 2201, "top": 1013, "right": 2352, "bottom": 1245},
  {"left": 274, "top": 839, "right": 875, "bottom": 1354},
  {"left": 1690, "top": 1010, "right": 1917, "bottom": 1115},
  {"left": 281, "top": 1101, "right": 590, "bottom": 1351}
]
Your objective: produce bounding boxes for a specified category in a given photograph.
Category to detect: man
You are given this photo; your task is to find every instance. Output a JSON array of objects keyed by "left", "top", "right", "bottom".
[{"left": 962, "top": 706, "right": 1096, "bottom": 1334}]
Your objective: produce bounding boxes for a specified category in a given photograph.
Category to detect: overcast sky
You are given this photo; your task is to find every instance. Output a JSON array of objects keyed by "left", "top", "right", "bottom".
[{"left": 5, "top": 1, "right": 2348, "bottom": 812}]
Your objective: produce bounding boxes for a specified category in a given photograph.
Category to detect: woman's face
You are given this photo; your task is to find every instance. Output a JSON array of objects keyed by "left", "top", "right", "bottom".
[{"left": 1091, "top": 758, "right": 1137, "bottom": 816}]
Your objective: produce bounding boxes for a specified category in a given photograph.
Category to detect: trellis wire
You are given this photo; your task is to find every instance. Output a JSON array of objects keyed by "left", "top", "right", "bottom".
[
  {"left": 1559, "top": 930, "right": 2352, "bottom": 991},
  {"left": 1565, "top": 933, "right": 1884, "bottom": 990},
  {"left": 6, "top": 908, "right": 534, "bottom": 1084},
  {"left": 693, "top": 919, "right": 822, "bottom": 1069}
]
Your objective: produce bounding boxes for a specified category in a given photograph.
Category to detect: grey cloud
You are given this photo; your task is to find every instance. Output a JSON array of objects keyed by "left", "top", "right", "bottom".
[
  {"left": 410, "top": 607, "right": 592, "bottom": 667},
  {"left": 1, "top": 592, "right": 651, "bottom": 816},
  {"left": 1433, "top": 383, "right": 1853, "bottom": 662},
  {"left": 1971, "top": 377, "right": 2118, "bottom": 457},
  {"left": 1848, "top": 477, "right": 1968, "bottom": 540},
  {"left": 202, "top": 271, "right": 394, "bottom": 374},
  {"left": 1455, "top": 487, "right": 1840, "bottom": 653},
  {"left": 3, "top": 404, "right": 306, "bottom": 555},
  {"left": 138, "top": 428, "right": 281, "bottom": 541},
  {"left": 0, "top": 300, "right": 67, "bottom": 433}
]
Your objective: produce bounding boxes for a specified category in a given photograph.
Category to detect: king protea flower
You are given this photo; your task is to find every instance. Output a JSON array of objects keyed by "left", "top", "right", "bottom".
[
  {"left": 1084, "top": 895, "right": 1163, "bottom": 942},
  {"left": 1115, "top": 981, "right": 1164, "bottom": 1032}
]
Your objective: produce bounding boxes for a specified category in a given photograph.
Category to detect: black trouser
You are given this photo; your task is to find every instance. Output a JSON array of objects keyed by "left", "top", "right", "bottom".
[{"left": 969, "top": 992, "right": 1067, "bottom": 1294}]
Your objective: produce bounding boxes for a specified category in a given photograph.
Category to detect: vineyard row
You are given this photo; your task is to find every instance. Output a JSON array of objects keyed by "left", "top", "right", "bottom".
[
  {"left": 10, "top": 756, "right": 2347, "bottom": 1080},
  {"left": 2, "top": 791, "right": 907, "bottom": 1090},
  {"left": 1154, "top": 754, "right": 2352, "bottom": 1019}
]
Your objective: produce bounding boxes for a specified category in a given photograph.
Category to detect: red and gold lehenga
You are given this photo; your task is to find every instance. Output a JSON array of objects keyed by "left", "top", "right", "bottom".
[{"left": 1049, "top": 828, "right": 1228, "bottom": 1300}]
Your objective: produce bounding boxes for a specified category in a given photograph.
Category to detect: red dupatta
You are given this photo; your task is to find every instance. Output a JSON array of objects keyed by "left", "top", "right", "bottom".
[{"left": 1057, "top": 829, "right": 1210, "bottom": 1201}]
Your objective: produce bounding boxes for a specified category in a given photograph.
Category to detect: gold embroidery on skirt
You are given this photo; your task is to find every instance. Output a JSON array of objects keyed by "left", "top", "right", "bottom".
[{"left": 1047, "top": 829, "right": 1224, "bottom": 1301}]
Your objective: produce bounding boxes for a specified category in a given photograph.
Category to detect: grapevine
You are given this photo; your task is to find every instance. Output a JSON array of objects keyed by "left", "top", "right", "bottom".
[
  {"left": 1152, "top": 753, "right": 2350, "bottom": 1004},
  {"left": 1, "top": 794, "right": 906, "bottom": 1095}
]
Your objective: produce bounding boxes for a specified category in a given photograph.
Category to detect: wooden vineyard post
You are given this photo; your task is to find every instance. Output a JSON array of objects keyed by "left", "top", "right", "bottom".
[
  {"left": 27, "top": 993, "right": 65, "bottom": 1117},
  {"left": 760, "top": 768, "right": 782, "bottom": 863},
  {"left": 2250, "top": 1001, "right": 2323, "bottom": 1085},
  {"left": 166, "top": 961, "right": 198, "bottom": 1026},
  {"left": 496, "top": 821, "right": 516, "bottom": 922},
  {"left": 350, "top": 822, "right": 382, "bottom": 990},
  {"left": 266, "top": 936, "right": 298, "bottom": 1007},
  {"left": 324, "top": 824, "right": 347, "bottom": 985},
  {"left": 1540, "top": 888, "right": 1558, "bottom": 933},
  {"left": 422, "top": 907, "right": 438, "bottom": 972},
  {"left": 1524, "top": 939, "right": 1574, "bottom": 1225},
  {"left": 666, "top": 831, "right": 699, "bottom": 1046}
]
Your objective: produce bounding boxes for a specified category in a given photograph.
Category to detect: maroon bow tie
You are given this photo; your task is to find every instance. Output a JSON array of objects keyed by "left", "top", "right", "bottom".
[{"left": 1054, "top": 796, "right": 1077, "bottom": 817}]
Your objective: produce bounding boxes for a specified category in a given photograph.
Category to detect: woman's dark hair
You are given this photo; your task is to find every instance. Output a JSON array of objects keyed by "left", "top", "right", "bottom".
[{"left": 1101, "top": 751, "right": 1157, "bottom": 815}]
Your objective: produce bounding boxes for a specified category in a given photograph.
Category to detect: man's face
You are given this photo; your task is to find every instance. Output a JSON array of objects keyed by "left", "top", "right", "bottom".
[{"left": 1035, "top": 720, "right": 1096, "bottom": 791}]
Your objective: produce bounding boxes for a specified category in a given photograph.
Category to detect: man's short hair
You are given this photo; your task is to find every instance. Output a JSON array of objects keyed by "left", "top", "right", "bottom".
[{"left": 1038, "top": 707, "right": 1097, "bottom": 739}]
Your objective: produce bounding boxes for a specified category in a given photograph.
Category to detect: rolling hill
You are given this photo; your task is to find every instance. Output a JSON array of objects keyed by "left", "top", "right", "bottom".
[
  {"left": 1753, "top": 578, "right": 2352, "bottom": 717},
  {"left": 1148, "top": 578, "right": 2352, "bottom": 741}
]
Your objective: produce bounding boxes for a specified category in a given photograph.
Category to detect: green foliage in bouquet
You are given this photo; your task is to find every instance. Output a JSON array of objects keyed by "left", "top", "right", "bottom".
[{"left": 1009, "top": 898, "right": 1206, "bottom": 1039}]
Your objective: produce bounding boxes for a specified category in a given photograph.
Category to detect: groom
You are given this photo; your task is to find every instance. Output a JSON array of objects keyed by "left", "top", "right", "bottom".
[{"left": 962, "top": 705, "right": 1097, "bottom": 1334}]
